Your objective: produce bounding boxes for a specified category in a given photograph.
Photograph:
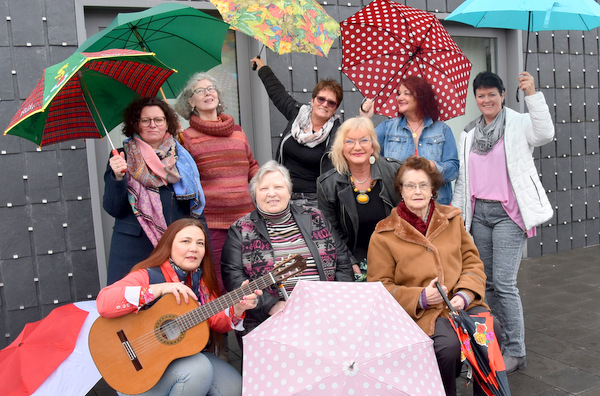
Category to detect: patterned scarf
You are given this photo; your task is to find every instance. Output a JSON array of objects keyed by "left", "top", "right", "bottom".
[
  {"left": 290, "top": 104, "right": 339, "bottom": 148},
  {"left": 396, "top": 200, "right": 435, "bottom": 236},
  {"left": 471, "top": 107, "right": 506, "bottom": 154},
  {"left": 125, "top": 134, "right": 205, "bottom": 246}
]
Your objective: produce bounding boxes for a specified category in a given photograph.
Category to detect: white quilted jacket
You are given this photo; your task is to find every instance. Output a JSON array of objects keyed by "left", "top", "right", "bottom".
[{"left": 452, "top": 92, "right": 555, "bottom": 232}]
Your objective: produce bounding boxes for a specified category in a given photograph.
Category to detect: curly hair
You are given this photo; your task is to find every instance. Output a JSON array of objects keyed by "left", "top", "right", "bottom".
[
  {"left": 400, "top": 75, "right": 439, "bottom": 121},
  {"left": 130, "top": 218, "right": 220, "bottom": 297},
  {"left": 121, "top": 97, "right": 180, "bottom": 138},
  {"left": 312, "top": 78, "right": 343, "bottom": 109},
  {"left": 174, "top": 73, "right": 225, "bottom": 120},
  {"left": 394, "top": 156, "right": 443, "bottom": 201},
  {"left": 329, "top": 117, "right": 380, "bottom": 175}
]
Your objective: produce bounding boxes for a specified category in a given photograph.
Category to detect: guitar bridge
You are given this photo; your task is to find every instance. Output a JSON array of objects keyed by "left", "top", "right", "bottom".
[{"left": 117, "top": 329, "right": 143, "bottom": 371}]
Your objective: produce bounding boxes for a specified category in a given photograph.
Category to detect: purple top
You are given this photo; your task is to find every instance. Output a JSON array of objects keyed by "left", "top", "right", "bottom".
[{"left": 469, "top": 138, "right": 536, "bottom": 238}]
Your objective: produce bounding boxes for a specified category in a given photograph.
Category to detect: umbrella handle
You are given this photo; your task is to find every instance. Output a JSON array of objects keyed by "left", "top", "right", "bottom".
[{"left": 435, "top": 282, "right": 456, "bottom": 313}]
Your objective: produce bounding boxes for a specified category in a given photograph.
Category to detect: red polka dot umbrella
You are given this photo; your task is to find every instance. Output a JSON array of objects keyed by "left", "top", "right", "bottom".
[{"left": 341, "top": 0, "right": 471, "bottom": 121}]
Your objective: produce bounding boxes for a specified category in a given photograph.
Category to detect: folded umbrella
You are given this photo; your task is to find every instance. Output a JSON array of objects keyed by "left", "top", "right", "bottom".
[{"left": 436, "top": 282, "right": 511, "bottom": 396}]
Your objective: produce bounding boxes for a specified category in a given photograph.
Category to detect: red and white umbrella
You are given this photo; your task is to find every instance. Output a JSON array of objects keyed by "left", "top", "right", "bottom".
[
  {"left": 341, "top": 0, "right": 471, "bottom": 121},
  {"left": 243, "top": 281, "right": 444, "bottom": 395},
  {"left": 0, "top": 301, "right": 100, "bottom": 396}
]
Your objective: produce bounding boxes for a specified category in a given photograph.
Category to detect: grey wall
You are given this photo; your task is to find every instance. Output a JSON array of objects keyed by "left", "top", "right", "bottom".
[{"left": 0, "top": 0, "right": 598, "bottom": 349}]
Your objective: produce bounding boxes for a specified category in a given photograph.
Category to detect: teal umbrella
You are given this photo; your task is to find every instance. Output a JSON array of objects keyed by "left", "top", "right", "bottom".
[
  {"left": 447, "top": 0, "right": 600, "bottom": 69},
  {"left": 78, "top": 3, "right": 230, "bottom": 98}
]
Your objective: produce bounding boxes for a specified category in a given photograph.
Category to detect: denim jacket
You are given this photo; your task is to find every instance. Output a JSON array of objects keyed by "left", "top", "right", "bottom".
[{"left": 375, "top": 116, "right": 459, "bottom": 205}]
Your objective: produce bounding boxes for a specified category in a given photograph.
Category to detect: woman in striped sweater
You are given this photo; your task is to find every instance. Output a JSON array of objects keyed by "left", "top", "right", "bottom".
[{"left": 175, "top": 73, "right": 259, "bottom": 294}]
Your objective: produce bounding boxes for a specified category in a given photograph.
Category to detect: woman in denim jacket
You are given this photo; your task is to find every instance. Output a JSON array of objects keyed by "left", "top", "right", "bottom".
[{"left": 361, "top": 76, "right": 459, "bottom": 204}]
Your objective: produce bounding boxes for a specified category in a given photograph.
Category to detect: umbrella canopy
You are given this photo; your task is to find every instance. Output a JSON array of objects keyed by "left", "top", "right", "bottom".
[
  {"left": 340, "top": 0, "right": 471, "bottom": 121},
  {"left": 33, "top": 301, "right": 101, "bottom": 396},
  {"left": 78, "top": 3, "right": 229, "bottom": 98},
  {"left": 210, "top": 0, "right": 340, "bottom": 57},
  {"left": 445, "top": 0, "right": 600, "bottom": 31},
  {"left": 3, "top": 49, "right": 175, "bottom": 148},
  {"left": 243, "top": 281, "right": 445, "bottom": 395},
  {"left": 436, "top": 283, "right": 511, "bottom": 396},
  {"left": 0, "top": 303, "right": 89, "bottom": 396},
  {"left": 446, "top": 0, "right": 600, "bottom": 75}
]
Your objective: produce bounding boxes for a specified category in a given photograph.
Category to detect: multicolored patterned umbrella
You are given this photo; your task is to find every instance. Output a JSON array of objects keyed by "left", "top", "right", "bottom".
[
  {"left": 341, "top": 0, "right": 471, "bottom": 121},
  {"left": 78, "top": 3, "right": 229, "bottom": 98},
  {"left": 3, "top": 49, "right": 175, "bottom": 148},
  {"left": 210, "top": 0, "right": 340, "bottom": 57}
]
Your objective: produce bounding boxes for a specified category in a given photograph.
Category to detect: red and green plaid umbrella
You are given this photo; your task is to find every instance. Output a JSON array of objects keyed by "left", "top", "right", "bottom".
[
  {"left": 210, "top": 0, "right": 339, "bottom": 57},
  {"left": 3, "top": 48, "right": 175, "bottom": 147}
]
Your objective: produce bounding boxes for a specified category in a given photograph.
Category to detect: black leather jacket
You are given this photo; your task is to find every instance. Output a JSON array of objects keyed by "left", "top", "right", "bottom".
[{"left": 317, "top": 157, "right": 402, "bottom": 264}]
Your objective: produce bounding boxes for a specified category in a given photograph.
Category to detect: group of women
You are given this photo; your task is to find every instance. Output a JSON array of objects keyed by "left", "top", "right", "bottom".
[{"left": 97, "top": 53, "right": 554, "bottom": 395}]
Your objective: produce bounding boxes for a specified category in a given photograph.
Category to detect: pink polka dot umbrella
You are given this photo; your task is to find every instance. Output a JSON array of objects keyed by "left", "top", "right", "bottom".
[
  {"left": 341, "top": 0, "right": 472, "bottom": 121},
  {"left": 242, "top": 281, "right": 445, "bottom": 395}
]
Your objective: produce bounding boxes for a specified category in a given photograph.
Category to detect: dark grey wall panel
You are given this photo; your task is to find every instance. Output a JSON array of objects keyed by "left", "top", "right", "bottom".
[
  {"left": 60, "top": 148, "right": 92, "bottom": 201},
  {"left": 1, "top": 256, "right": 37, "bottom": 310},
  {"left": 10, "top": 0, "right": 45, "bottom": 46},
  {"left": 71, "top": 249, "right": 101, "bottom": 300},
  {"left": 65, "top": 199, "right": 96, "bottom": 251},
  {"left": 37, "top": 253, "right": 71, "bottom": 304},
  {"left": 0, "top": 206, "right": 31, "bottom": 260},
  {"left": 26, "top": 150, "right": 60, "bottom": 203},
  {"left": 31, "top": 202, "right": 66, "bottom": 255},
  {"left": 0, "top": 153, "right": 26, "bottom": 207}
]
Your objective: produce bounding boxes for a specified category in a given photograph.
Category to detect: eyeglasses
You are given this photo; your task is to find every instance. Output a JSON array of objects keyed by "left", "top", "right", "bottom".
[
  {"left": 192, "top": 85, "right": 217, "bottom": 96},
  {"left": 138, "top": 117, "right": 166, "bottom": 127},
  {"left": 402, "top": 182, "right": 431, "bottom": 192},
  {"left": 344, "top": 138, "right": 372, "bottom": 146},
  {"left": 315, "top": 95, "right": 338, "bottom": 108}
]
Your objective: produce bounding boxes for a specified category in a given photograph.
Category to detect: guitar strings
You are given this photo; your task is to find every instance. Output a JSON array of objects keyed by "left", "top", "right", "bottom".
[{"left": 121, "top": 275, "right": 281, "bottom": 356}]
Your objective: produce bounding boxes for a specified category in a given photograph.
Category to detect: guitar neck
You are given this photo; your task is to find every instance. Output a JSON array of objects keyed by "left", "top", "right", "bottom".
[{"left": 178, "top": 272, "right": 275, "bottom": 331}]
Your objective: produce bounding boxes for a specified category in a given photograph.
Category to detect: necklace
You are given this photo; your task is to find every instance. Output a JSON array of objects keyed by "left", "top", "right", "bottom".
[
  {"left": 408, "top": 120, "right": 424, "bottom": 139},
  {"left": 350, "top": 175, "right": 376, "bottom": 204},
  {"left": 351, "top": 173, "right": 369, "bottom": 184}
]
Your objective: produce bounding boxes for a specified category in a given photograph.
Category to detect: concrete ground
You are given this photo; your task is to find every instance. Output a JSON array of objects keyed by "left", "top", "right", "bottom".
[{"left": 88, "top": 245, "right": 600, "bottom": 395}]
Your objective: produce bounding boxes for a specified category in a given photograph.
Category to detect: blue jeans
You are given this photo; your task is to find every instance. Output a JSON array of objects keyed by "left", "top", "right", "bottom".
[
  {"left": 118, "top": 351, "right": 242, "bottom": 396},
  {"left": 471, "top": 200, "right": 526, "bottom": 358}
]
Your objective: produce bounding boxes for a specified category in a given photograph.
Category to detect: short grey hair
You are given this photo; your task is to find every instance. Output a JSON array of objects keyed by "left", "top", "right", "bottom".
[
  {"left": 174, "top": 72, "right": 225, "bottom": 120},
  {"left": 248, "top": 160, "right": 293, "bottom": 203}
]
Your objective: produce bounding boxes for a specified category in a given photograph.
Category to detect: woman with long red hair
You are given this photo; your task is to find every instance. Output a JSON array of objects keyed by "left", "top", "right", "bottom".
[{"left": 96, "top": 218, "right": 261, "bottom": 395}]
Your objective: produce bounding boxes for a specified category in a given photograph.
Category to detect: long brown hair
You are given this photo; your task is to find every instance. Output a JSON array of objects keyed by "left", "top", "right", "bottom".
[{"left": 131, "top": 218, "right": 220, "bottom": 297}]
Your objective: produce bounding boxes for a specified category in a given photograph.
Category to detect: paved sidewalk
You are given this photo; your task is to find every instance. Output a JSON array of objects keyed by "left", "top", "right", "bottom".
[{"left": 88, "top": 245, "right": 600, "bottom": 395}]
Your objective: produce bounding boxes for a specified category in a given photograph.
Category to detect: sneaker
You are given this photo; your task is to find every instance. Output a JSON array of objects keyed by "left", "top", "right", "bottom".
[{"left": 504, "top": 355, "right": 526, "bottom": 373}]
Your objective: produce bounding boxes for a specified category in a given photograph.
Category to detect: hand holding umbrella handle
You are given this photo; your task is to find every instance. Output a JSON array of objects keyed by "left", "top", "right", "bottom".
[
  {"left": 111, "top": 149, "right": 126, "bottom": 174},
  {"left": 435, "top": 282, "right": 456, "bottom": 314},
  {"left": 251, "top": 55, "right": 260, "bottom": 71}
]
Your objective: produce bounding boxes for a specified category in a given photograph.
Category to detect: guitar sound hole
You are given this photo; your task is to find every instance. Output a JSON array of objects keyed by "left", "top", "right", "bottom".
[
  {"left": 161, "top": 320, "right": 181, "bottom": 340},
  {"left": 155, "top": 315, "right": 185, "bottom": 345}
]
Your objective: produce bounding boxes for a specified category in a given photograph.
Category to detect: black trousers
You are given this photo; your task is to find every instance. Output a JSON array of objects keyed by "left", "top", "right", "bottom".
[{"left": 431, "top": 306, "right": 502, "bottom": 396}]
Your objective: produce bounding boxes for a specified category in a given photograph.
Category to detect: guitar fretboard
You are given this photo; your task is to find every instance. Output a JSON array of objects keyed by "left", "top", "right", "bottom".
[{"left": 176, "top": 273, "right": 275, "bottom": 331}]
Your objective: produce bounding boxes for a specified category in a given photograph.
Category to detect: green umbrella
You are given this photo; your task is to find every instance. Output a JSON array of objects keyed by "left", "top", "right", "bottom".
[
  {"left": 78, "top": 3, "right": 229, "bottom": 98},
  {"left": 3, "top": 49, "right": 175, "bottom": 148}
]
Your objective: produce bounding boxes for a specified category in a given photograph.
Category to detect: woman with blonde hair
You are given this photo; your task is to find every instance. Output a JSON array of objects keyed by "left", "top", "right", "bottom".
[{"left": 317, "top": 117, "right": 401, "bottom": 281}]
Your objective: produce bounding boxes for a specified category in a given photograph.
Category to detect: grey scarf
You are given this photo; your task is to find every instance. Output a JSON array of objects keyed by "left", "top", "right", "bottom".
[{"left": 471, "top": 107, "right": 506, "bottom": 154}]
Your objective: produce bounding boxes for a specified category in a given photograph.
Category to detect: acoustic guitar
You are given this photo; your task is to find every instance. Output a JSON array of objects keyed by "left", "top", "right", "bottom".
[{"left": 88, "top": 255, "right": 306, "bottom": 394}]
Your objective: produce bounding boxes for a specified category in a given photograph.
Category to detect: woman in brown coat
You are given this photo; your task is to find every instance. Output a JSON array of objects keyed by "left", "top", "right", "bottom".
[{"left": 367, "top": 156, "right": 496, "bottom": 396}]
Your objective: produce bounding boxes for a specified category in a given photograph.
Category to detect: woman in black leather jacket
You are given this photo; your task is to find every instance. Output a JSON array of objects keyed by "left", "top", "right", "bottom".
[{"left": 317, "top": 117, "right": 401, "bottom": 281}]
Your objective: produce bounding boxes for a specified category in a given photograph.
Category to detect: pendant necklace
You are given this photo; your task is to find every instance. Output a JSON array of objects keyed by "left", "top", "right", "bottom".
[
  {"left": 408, "top": 120, "right": 424, "bottom": 139},
  {"left": 350, "top": 175, "right": 376, "bottom": 204}
]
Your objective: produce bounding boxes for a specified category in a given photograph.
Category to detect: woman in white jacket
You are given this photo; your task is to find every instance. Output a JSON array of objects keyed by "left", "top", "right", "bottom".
[{"left": 452, "top": 71, "right": 554, "bottom": 374}]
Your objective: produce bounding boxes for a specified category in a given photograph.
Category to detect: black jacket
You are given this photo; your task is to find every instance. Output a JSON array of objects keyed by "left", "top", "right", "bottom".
[
  {"left": 257, "top": 65, "right": 339, "bottom": 173},
  {"left": 316, "top": 158, "right": 402, "bottom": 264}
]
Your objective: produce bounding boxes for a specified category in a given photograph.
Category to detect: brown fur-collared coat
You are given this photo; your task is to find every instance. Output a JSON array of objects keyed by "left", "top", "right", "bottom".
[{"left": 367, "top": 203, "right": 487, "bottom": 336}]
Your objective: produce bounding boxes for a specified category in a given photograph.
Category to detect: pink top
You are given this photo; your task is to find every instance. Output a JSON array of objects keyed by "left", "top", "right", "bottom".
[{"left": 469, "top": 138, "right": 536, "bottom": 237}]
